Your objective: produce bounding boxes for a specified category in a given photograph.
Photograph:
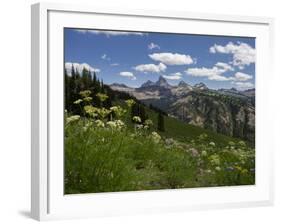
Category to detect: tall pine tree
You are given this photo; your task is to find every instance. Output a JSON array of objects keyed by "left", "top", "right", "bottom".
[
  {"left": 157, "top": 112, "right": 165, "bottom": 132},
  {"left": 68, "top": 64, "right": 76, "bottom": 111},
  {"left": 64, "top": 68, "right": 70, "bottom": 111},
  {"left": 139, "top": 104, "right": 147, "bottom": 123}
]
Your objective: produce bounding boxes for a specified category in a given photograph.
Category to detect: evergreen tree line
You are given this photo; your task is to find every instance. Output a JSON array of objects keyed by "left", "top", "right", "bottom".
[
  {"left": 65, "top": 64, "right": 113, "bottom": 115},
  {"left": 65, "top": 63, "right": 165, "bottom": 131}
]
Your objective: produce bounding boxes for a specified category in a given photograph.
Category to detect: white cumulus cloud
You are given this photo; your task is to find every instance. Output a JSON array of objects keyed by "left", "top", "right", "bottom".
[
  {"left": 184, "top": 59, "right": 254, "bottom": 82},
  {"left": 210, "top": 42, "right": 255, "bottom": 69},
  {"left": 65, "top": 62, "right": 100, "bottom": 75},
  {"left": 119, "top": 72, "right": 136, "bottom": 80},
  {"left": 185, "top": 61, "right": 236, "bottom": 81},
  {"left": 134, "top": 62, "right": 167, "bottom": 73},
  {"left": 149, "top": 52, "right": 194, "bottom": 65},
  {"left": 76, "top": 29, "right": 146, "bottom": 37},
  {"left": 215, "top": 62, "right": 234, "bottom": 71},
  {"left": 101, "top": 54, "right": 110, "bottom": 61},
  {"left": 148, "top": 42, "right": 160, "bottom": 50},
  {"left": 186, "top": 67, "right": 223, "bottom": 77},
  {"left": 233, "top": 82, "right": 254, "bottom": 90},
  {"left": 234, "top": 72, "right": 253, "bottom": 81},
  {"left": 208, "top": 74, "right": 231, "bottom": 81},
  {"left": 163, "top": 72, "right": 182, "bottom": 80},
  {"left": 185, "top": 62, "right": 241, "bottom": 81}
]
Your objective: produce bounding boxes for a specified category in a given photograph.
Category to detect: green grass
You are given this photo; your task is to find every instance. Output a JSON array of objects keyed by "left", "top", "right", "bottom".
[{"left": 147, "top": 108, "right": 245, "bottom": 146}]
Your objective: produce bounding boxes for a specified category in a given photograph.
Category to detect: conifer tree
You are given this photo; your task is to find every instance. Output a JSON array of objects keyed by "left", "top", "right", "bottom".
[
  {"left": 131, "top": 103, "right": 139, "bottom": 119},
  {"left": 93, "top": 71, "right": 97, "bottom": 87},
  {"left": 68, "top": 64, "right": 76, "bottom": 110},
  {"left": 81, "top": 67, "right": 88, "bottom": 89},
  {"left": 64, "top": 68, "right": 70, "bottom": 110},
  {"left": 157, "top": 112, "right": 165, "bottom": 132},
  {"left": 101, "top": 79, "right": 105, "bottom": 93},
  {"left": 139, "top": 104, "right": 147, "bottom": 124}
]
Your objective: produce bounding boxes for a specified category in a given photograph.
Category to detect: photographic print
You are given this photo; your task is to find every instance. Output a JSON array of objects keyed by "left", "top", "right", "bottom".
[{"left": 64, "top": 28, "right": 255, "bottom": 194}]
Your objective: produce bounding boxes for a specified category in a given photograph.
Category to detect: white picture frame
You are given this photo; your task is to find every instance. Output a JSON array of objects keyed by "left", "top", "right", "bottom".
[{"left": 31, "top": 2, "right": 274, "bottom": 221}]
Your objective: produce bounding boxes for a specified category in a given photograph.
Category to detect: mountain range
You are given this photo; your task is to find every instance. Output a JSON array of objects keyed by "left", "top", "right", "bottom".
[{"left": 110, "top": 76, "right": 255, "bottom": 143}]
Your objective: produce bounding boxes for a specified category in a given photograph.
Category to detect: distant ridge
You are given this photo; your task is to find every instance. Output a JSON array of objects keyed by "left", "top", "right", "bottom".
[
  {"left": 194, "top": 82, "right": 208, "bottom": 90},
  {"left": 109, "top": 75, "right": 255, "bottom": 143},
  {"left": 111, "top": 83, "right": 129, "bottom": 88},
  {"left": 141, "top": 80, "right": 154, "bottom": 88}
]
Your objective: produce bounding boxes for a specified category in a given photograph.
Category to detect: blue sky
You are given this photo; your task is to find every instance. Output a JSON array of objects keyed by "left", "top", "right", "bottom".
[{"left": 64, "top": 28, "right": 255, "bottom": 90}]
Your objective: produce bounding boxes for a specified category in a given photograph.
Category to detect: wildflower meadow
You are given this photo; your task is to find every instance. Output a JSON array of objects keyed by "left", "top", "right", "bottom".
[{"left": 64, "top": 76, "right": 255, "bottom": 194}]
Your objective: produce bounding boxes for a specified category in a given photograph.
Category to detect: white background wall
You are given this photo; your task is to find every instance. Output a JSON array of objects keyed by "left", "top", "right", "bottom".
[{"left": 0, "top": 0, "right": 280, "bottom": 223}]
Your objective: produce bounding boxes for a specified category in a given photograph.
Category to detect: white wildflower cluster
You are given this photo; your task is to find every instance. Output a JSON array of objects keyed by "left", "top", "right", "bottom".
[
  {"left": 106, "top": 120, "right": 126, "bottom": 130},
  {"left": 94, "top": 119, "right": 105, "bottom": 128},
  {"left": 85, "top": 121, "right": 93, "bottom": 128},
  {"left": 82, "top": 121, "right": 93, "bottom": 132},
  {"left": 198, "top": 133, "right": 208, "bottom": 141},
  {"left": 228, "top": 141, "right": 236, "bottom": 150},
  {"left": 125, "top": 99, "right": 135, "bottom": 108},
  {"left": 189, "top": 148, "right": 199, "bottom": 157},
  {"left": 115, "top": 120, "right": 125, "bottom": 129},
  {"left": 215, "top": 166, "right": 221, "bottom": 172},
  {"left": 209, "top": 142, "right": 216, "bottom": 147},
  {"left": 238, "top": 140, "right": 246, "bottom": 147},
  {"left": 150, "top": 131, "right": 161, "bottom": 143},
  {"left": 132, "top": 116, "right": 141, "bottom": 123},
  {"left": 165, "top": 138, "right": 174, "bottom": 146},
  {"left": 96, "top": 93, "right": 108, "bottom": 102},
  {"left": 144, "top": 119, "right": 153, "bottom": 129},
  {"left": 76, "top": 90, "right": 93, "bottom": 104},
  {"left": 106, "top": 121, "right": 117, "bottom": 129},
  {"left": 84, "top": 105, "right": 98, "bottom": 118},
  {"left": 73, "top": 99, "right": 83, "bottom": 104},
  {"left": 133, "top": 119, "right": 153, "bottom": 131},
  {"left": 98, "top": 108, "right": 111, "bottom": 119},
  {"left": 66, "top": 115, "right": 80, "bottom": 125},
  {"left": 110, "top": 106, "right": 126, "bottom": 118},
  {"left": 83, "top": 96, "right": 93, "bottom": 102},
  {"left": 79, "top": 90, "right": 91, "bottom": 98},
  {"left": 201, "top": 150, "right": 208, "bottom": 157},
  {"left": 110, "top": 106, "right": 118, "bottom": 112},
  {"left": 209, "top": 154, "right": 221, "bottom": 166},
  {"left": 135, "top": 124, "right": 144, "bottom": 129}
]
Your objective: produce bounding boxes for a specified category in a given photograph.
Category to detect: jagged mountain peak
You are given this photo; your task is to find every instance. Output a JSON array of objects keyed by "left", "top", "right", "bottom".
[
  {"left": 230, "top": 87, "right": 238, "bottom": 91},
  {"left": 194, "top": 82, "right": 208, "bottom": 90},
  {"left": 155, "top": 75, "right": 170, "bottom": 88},
  {"left": 157, "top": 75, "right": 167, "bottom": 83},
  {"left": 178, "top": 80, "right": 188, "bottom": 87},
  {"left": 141, "top": 80, "right": 154, "bottom": 88}
]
